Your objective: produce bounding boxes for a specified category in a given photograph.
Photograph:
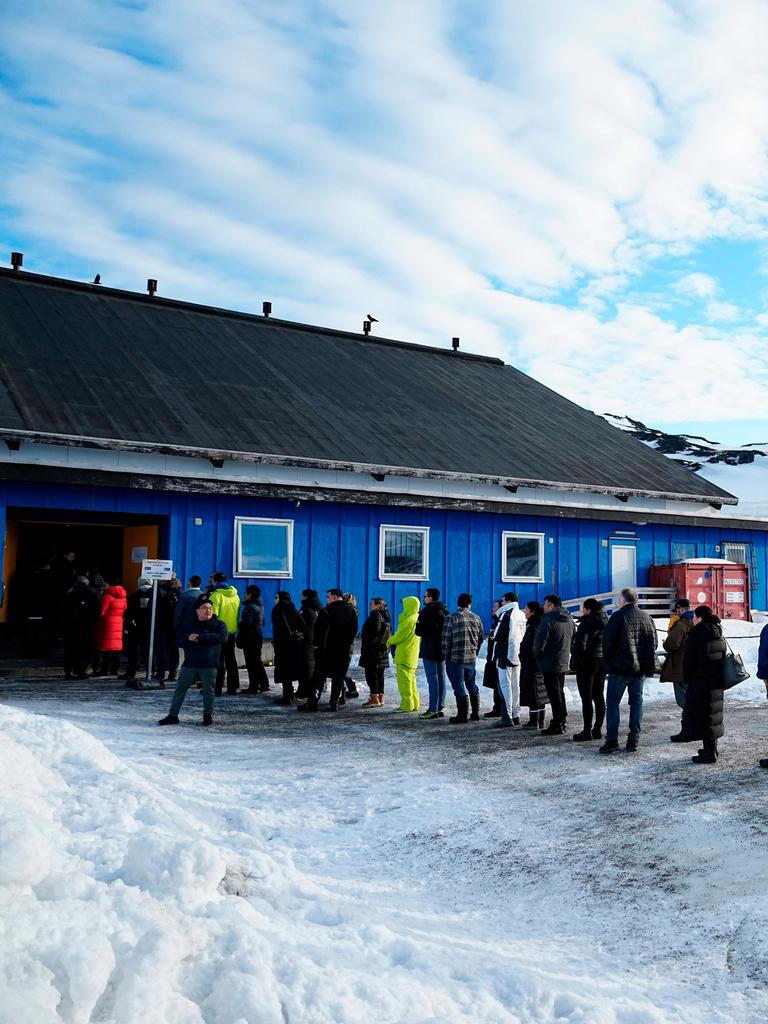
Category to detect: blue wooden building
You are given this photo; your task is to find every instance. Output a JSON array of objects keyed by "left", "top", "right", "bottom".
[{"left": 1, "top": 261, "right": 766, "bottom": 635}]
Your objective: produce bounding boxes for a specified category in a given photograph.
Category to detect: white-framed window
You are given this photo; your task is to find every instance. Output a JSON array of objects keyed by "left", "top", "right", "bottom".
[
  {"left": 501, "top": 531, "right": 545, "bottom": 583},
  {"left": 379, "top": 524, "right": 430, "bottom": 580},
  {"left": 234, "top": 517, "right": 294, "bottom": 578}
]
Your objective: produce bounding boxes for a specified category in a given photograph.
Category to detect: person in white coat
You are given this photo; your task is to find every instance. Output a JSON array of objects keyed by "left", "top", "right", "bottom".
[{"left": 492, "top": 591, "right": 527, "bottom": 727}]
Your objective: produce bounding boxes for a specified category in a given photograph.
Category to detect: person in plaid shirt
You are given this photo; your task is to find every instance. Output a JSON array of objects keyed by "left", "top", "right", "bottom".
[{"left": 442, "top": 593, "right": 485, "bottom": 725}]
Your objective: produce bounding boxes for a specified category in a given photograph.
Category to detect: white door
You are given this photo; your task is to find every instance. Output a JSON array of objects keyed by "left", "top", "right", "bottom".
[{"left": 611, "top": 544, "right": 637, "bottom": 592}]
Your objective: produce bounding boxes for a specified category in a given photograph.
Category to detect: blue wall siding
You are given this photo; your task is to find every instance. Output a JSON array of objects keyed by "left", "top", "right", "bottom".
[{"left": 2, "top": 480, "right": 767, "bottom": 628}]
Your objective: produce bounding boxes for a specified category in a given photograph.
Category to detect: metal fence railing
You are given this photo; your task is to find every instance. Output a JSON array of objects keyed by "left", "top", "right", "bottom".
[{"left": 561, "top": 587, "right": 676, "bottom": 618}]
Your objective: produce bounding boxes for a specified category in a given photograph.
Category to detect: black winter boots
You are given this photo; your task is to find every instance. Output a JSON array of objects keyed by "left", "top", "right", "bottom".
[
  {"left": 522, "top": 710, "right": 544, "bottom": 729},
  {"left": 469, "top": 693, "right": 480, "bottom": 721},
  {"left": 449, "top": 696, "right": 469, "bottom": 724},
  {"left": 691, "top": 739, "right": 718, "bottom": 764}
]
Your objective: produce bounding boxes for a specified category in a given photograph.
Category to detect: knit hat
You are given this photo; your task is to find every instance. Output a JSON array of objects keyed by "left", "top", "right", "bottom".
[{"left": 674, "top": 598, "right": 691, "bottom": 609}]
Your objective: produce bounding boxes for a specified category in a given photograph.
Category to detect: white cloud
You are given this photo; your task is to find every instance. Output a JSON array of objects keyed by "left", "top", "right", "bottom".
[
  {"left": 2, "top": 0, "right": 768, "bottom": 431},
  {"left": 674, "top": 273, "right": 719, "bottom": 298}
]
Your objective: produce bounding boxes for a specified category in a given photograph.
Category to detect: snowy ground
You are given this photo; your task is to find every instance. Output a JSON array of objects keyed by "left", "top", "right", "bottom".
[{"left": 2, "top": 623, "right": 768, "bottom": 1024}]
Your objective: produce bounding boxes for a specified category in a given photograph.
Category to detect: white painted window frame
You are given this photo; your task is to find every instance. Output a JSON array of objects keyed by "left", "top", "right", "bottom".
[
  {"left": 378, "top": 524, "right": 430, "bottom": 581},
  {"left": 233, "top": 516, "right": 294, "bottom": 578},
  {"left": 501, "top": 531, "right": 545, "bottom": 583}
]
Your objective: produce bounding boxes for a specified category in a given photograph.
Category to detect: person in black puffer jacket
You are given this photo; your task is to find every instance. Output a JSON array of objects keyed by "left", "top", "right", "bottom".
[
  {"left": 239, "top": 585, "right": 270, "bottom": 693},
  {"left": 570, "top": 598, "right": 608, "bottom": 742},
  {"left": 676, "top": 605, "right": 726, "bottom": 764},
  {"left": 520, "top": 601, "right": 548, "bottom": 728},
  {"left": 600, "top": 589, "right": 658, "bottom": 754},
  {"left": 359, "top": 598, "right": 391, "bottom": 707},
  {"left": 271, "top": 591, "right": 302, "bottom": 705}
]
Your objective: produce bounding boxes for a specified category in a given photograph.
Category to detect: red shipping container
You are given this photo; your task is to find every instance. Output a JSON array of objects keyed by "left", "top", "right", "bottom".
[{"left": 649, "top": 560, "right": 750, "bottom": 620}]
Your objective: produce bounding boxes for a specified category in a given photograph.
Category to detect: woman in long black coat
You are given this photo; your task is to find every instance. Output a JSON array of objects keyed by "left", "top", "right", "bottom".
[
  {"left": 680, "top": 605, "right": 726, "bottom": 764},
  {"left": 296, "top": 589, "right": 322, "bottom": 700},
  {"left": 519, "top": 601, "right": 547, "bottom": 729},
  {"left": 570, "top": 598, "right": 608, "bottom": 742},
  {"left": 271, "top": 591, "right": 302, "bottom": 705},
  {"left": 359, "top": 598, "right": 391, "bottom": 707}
]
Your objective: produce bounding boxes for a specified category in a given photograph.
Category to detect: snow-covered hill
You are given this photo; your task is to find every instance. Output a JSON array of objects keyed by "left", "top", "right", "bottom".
[{"left": 602, "top": 414, "right": 768, "bottom": 517}]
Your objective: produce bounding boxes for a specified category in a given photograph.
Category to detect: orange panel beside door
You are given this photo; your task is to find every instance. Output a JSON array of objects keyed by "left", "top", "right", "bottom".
[
  {"left": 0, "top": 519, "right": 18, "bottom": 624},
  {"left": 122, "top": 525, "right": 159, "bottom": 594}
]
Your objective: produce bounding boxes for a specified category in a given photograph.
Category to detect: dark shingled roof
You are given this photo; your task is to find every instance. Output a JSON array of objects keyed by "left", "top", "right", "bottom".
[{"left": 0, "top": 269, "right": 735, "bottom": 504}]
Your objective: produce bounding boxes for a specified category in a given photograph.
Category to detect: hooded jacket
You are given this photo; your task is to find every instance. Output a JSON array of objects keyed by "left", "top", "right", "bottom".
[
  {"left": 94, "top": 585, "right": 128, "bottom": 651},
  {"left": 210, "top": 583, "right": 241, "bottom": 635},
  {"left": 759, "top": 623, "right": 768, "bottom": 681},
  {"left": 387, "top": 596, "right": 421, "bottom": 669},
  {"left": 533, "top": 606, "right": 576, "bottom": 674},
  {"left": 493, "top": 601, "right": 526, "bottom": 668}
]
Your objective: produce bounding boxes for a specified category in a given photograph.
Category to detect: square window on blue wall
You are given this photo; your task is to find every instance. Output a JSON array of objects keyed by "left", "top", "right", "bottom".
[{"left": 234, "top": 517, "right": 293, "bottom": 578}]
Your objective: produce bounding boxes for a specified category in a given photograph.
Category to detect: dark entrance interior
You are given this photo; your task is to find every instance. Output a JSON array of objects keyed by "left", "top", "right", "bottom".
[{"left": 1, "top": 507, "right": 164, "bottom": 649}]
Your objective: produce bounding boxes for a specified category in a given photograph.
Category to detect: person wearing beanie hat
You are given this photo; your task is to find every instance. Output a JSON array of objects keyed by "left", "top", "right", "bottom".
[{"left": 121, "top": 578, "right": 155, "bottom": 685}]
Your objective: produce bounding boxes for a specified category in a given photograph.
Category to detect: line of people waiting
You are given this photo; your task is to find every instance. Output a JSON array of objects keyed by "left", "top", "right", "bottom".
[{"left": 158, "top": 582, "right": 745, "bottom": 768}]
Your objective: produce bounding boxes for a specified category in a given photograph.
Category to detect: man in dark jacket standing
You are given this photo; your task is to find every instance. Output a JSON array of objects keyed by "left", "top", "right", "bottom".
[
  {"left": 240, "top": 584, "right": 270, "bottom": 693},
  {"left": 320, "top": 588, "right": 358, "bottom": 712},
  {"left": 159, "top": 598, "right": 227, "bottom": 726},
  {"left": 533, "top": 594, "right": 575, "bottom": 735},
  {"left": 415, "top": 588, "right": 448, "bottom": 718},
  {"left": 600, "top": 588, "right": 658, "bottom": 754}
]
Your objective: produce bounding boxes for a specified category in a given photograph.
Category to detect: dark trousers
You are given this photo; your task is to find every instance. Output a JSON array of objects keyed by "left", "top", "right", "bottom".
[
  {"left": 155, "top": 629, "right": 179, "bottom": 677},
  {"left": 243, "top": 637, "right": 270, "bottom": 691},
  {"left": 543, "top": 671, "right": 567, "bottom": 726},
  {"left": 216, "top": 634, "right": 240, "bottom": 694},
  {"left": 93, "top": 650, "right": 121, "bottom": 675},
  {"left": 64, "top": 638, "right": 91, "bottom": 678},
  {"left": 365, "top": 665, "right": 385, "bottom": 695},
  {"left": 576, "top": 667, "right": 606, "bottom": 732},
  {"left": 125, "top": 630, "right": 149, "bottom": 678}
]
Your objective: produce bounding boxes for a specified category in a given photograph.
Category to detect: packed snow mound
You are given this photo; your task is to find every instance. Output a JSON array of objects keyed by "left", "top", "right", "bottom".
[
  {"left": 5, "top": 691, "right": 767, "bottom": 1024},
  {"left": 601, "top": 413, "right": 768, "bottom": 516}
]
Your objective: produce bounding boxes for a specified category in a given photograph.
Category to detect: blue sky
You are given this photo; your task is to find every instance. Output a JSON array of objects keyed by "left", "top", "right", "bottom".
[{"left": 2, "top": 0, "right": 768, "bottom": 446}]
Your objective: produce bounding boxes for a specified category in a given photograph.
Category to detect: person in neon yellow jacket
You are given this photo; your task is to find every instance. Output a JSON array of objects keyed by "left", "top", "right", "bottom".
[
  {"left": 386, "top": 595, "right": 421, "bottom": 712},
  {"left": 208, "top": 572, "right": 241, "bottom": 694}
]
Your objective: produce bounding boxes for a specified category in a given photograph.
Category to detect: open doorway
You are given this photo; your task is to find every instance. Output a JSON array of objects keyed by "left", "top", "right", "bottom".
[{"left": 1, "top": 508, "right": 163, "bottom": 646}]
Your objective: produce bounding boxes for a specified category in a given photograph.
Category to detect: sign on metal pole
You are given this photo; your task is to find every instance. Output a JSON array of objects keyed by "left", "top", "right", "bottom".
[
  {"left": 141, "top": 559, "right": 174, "bottom": 681},
  {"left": 141, "top": 559, "right": 175, "bottom": 581}
]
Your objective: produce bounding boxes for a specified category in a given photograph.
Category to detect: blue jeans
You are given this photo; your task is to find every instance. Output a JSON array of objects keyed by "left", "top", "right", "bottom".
[
  {"left": 423, "top": 658, "right": 447, "bottom": 712},
  {"left": 605, "top": 674, "right": 645, "bottom": 741},
  {"left": 446, "top": 661, "right": 478, "bottom": 699}
]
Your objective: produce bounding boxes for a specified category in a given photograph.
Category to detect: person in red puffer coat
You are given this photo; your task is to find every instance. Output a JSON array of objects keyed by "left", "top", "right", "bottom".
[{"left": 92, "top": 583, "right": 128, "bottom": 676}]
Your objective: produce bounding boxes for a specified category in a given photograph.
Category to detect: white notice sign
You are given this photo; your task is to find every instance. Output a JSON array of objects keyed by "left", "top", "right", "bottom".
[{"left": 141, "top": 558, "right": 174, "bottom": 580}]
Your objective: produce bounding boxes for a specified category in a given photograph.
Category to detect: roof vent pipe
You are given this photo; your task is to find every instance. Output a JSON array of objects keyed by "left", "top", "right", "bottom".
[
  {"left": 147, "top": 278, "right": 158, "bottom": 297},
  {"left": 262, "top": 301, "right": 272, "bottom": 318},
  {"left": 11, "top": 251, "right": 23, "bottom": 272},
  {"left": 363, "top": 320, "right": 371, "bottom": 336},
  {"left": 451, "top": 336, "right": 460, "bottom": 352}
]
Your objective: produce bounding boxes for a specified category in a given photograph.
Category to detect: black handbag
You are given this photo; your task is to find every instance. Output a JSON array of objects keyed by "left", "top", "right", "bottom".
[{"left": 722, "top": 639, "right": 749, "bottom": 690}]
